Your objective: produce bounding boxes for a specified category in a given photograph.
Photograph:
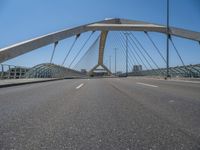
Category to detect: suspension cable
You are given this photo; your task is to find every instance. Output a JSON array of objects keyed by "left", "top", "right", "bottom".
[
  {"left": 118, "top": 34, "right": 138, "bottom": 66},
  {"left": 130, "top": 32, "right": 161, "bottom": 70},
  {"left": 169, "top": 36, "right": 185, "bottom": 66},
  {"left": 124, "top": 32, "right": 154, "bottom": 70},
  {"left": 119, "top": 32, "right": 149, "bottom": 70},
  {"left": 117, "top": 33, "right": 139, "bottom": 69},
  {"left": 120, "top": 32, "right": 161, "bottom": 74},
  {"left": 117, "top": 31, "right": 147, "bottom": 72},
  {"left": 130, "top": 32, "right": 165, "bottom": 75},
  {"left": 69, "top": 31, "right": 94, "bottom": 68},
  {"left": 112, "top": 33, "right": 131, "bottom": 72},
  {"left": 143, "top": 32, "right": 182, "bottom": 75},
  {"left": 73, "top": 35, "right": 100, "bottom": 69},
  {"left": 113, "top": 33, "right": 136, "bottom": 66},
  {"left": 62, "top": 34, "right": 80, "bottom": 66},
  {"left": 169, "top": 36, "right": 195, "bottom": 76},
  {"left": 114, "top": 35, "right": 135, "bottom": 71},
  {"left": 116, "top": 35, "right": 136, "bottom": 72},
  {"left": 109, "top": 32, "right": 129, "bottom": 72},
  {"left": 144, "top": 31, "right": 166, "bottom": 63},
  {"left": 50, "top": 41, "right": 59, "bottom": 63},
  {"left": 128, "top": 34, "right": 162, "bottom": 74},
  {"left": 128, "top": 33, "right": 164, "bottom": 75}
]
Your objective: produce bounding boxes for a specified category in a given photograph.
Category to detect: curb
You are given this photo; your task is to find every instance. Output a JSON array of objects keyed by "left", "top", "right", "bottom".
[{"left": 0, "top": 78, "right": 64, "bottom": 88}]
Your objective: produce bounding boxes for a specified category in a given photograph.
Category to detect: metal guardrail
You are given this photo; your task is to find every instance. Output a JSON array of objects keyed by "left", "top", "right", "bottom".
[
  {"left": 0, "top": 63, "right": 85, "bottom": 80},
  {"left": 128, "top": 64, "right": 200, "bottom": 78},
  {"left": 2, "top": 63, "right": 200, "bottom": 79},
  {"left": 25, "top": 63, "right": 86, "bottom": 78},
  {"left": 0, "top": 64, "right": 29, "bottom": 79}
]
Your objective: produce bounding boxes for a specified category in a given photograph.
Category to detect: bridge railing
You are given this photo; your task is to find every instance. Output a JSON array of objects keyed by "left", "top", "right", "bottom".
[
  {"left": 128, "top": 64, "right": 200, "bottom": 78},
  {"left": 24, "top": 63, "right": 86, "bottom": 79},
  {"left": 0, "top": 64, "right": 29, "bottom": 79}
]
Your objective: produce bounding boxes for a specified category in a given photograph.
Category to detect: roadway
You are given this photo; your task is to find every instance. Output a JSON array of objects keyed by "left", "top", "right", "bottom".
[{"left": 0, "top": 77, "right": 200, "bottom": 149}]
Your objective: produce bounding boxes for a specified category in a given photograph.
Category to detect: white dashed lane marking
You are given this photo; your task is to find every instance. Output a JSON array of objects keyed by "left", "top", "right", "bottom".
[
  {"left": 76, "top": 83, "right": 84, "bottom": 89},
  {"left": 136, "top": 82, "right": 158, "bottom": 88}
]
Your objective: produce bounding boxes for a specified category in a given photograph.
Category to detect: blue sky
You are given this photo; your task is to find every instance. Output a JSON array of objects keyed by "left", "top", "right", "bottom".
[{"left": 0, "top": 0, "right": 200, "bottom": 72}]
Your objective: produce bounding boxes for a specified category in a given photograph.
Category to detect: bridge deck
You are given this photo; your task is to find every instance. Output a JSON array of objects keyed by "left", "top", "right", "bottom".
[{"left": 0, "top": 77, "right": 200, "bottom": 149}]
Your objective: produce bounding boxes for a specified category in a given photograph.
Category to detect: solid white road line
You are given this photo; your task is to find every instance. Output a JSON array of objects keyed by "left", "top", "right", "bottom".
[
  {"left": 136, "top": 82, "right": 158, "bottom": 88},
  {"left": 76, "top": 83, "right": 84, "bottom": 89},
  {"left": 169, "top": 79, "right": 200, "bottom": 84},
  {"left": 130, "top": 77, "right": 200, "bottom": 84}
]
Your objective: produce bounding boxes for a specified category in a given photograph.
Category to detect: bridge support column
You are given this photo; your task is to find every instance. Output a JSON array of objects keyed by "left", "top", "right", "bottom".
[{"left": 89, "top": 31, "right": 112, "bottom": 76}]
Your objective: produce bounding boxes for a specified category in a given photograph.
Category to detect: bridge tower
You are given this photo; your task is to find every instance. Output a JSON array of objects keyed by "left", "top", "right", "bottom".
[{"left": 89, "top": 31, "right": 112, "bottom": 76}]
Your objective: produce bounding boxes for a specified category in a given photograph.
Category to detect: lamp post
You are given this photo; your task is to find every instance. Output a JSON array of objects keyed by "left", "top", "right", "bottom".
[
  {"left": 124, "top": 32, "right": 130, "bottom": 77},
  {"left": 166, "top": 0, "right": 170, "bottom": 78},
  {"left": 109, "top": 55, "right": 111, "bottom": 71},
  {"left": 114, "top": 48, "right": 117, "bottom": 76}
]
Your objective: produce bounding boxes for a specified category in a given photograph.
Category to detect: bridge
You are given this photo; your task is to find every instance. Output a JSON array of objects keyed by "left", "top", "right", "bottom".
[
  {"left": 1, "top": 18, "right": 200, "bottom": 79},
  {"left": 0, "top": 18, "right": 200, "bottom": 149}
]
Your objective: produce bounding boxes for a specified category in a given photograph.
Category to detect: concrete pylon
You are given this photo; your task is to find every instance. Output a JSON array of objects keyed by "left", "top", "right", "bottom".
[{"left": 89, "top": 31, "right": 112, "bottom": 76}]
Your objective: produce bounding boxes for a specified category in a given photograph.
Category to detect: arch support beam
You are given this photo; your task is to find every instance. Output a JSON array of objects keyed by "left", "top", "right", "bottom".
[
  {"left": 89, "top": 64, "right": 112, "bottom": 76},
  {"left": 89, "top": 31, "right": 112, "bottom": 75},
  {"left": 98, "top": 31, "right": 108, "bottom": 65},
  {"left": 1, "top": 18, "right": 200, "bottom": 63}
]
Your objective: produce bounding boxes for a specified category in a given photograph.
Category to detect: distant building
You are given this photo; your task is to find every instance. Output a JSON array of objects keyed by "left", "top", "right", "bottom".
[
  {"left": 1, "top": 67, "right": 29, "bottom": 79},
  {"left": 116, "top": 71, "right": 122, "bottom": 76},
  {"left": 133, "top": 65, "right": 142, "bottom": 72},
  {"left": 81, "top": 69, "right": 87, "bottom": 74}
]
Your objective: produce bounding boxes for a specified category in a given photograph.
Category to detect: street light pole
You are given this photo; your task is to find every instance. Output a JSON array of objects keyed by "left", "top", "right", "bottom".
[
  {"left": 124, "top": 32, "right": 130, "bottom": 77},
  {"left": 109, "top": 55, "right": 111, "bottom": 71},
  {"left": 114, "top": 48, "right": 117, "bottom": 76},
  {"left": 166, "top": 0, "right": 170, "bottom": 78}
]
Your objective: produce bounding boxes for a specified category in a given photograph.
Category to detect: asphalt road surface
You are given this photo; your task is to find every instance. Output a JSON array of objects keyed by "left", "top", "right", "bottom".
[{"left": 0, "top": 77, "right": 200, "bottom": 150}]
